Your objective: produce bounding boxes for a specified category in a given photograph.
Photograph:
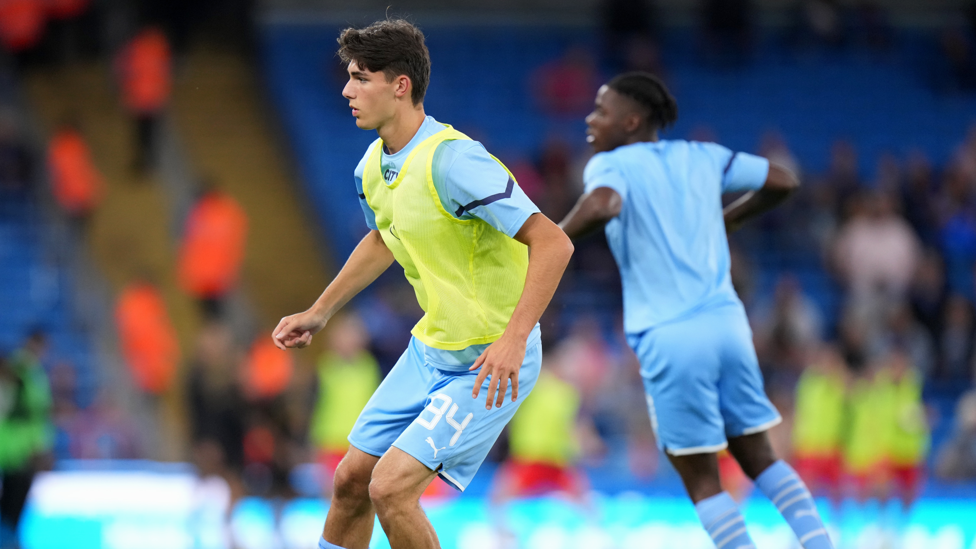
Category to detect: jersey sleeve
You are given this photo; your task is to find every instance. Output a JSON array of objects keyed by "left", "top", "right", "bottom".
[
  {"left": 354, "top": 147, "right": 379, "bottom": 231},
  {"left": 705, "top": 142, "right": 769, "bottom": 193},
  {"left": 583, "top": 151, "right": 629, "bottom": 202},
  {"left": 435, "top": 140, "right": 541, "bottom": 238}
]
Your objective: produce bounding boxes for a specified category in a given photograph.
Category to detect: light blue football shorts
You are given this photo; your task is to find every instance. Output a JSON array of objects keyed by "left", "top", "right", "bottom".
[
  {"left": 348, "top": 325, "right": 541, "bottom": 491},
  {"left": 627, "top": 302, "right": 781, "bottom": 456}
]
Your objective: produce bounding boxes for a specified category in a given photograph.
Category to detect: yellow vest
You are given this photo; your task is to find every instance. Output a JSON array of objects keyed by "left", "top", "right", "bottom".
[
  {"left": 361, "top": 126, "right": 529, "bottom": 350},
  {"left": 309, "top": 351, "right": 379, "bottom": 454},
  {"left": 886, "top": 369, "right": 930, "bottom": 466},
  {"left": 793, "top": 369, "right": 846, "bottom": 457},
  {"left": 509, "top": 370, "right": 580, "bottom": 466}
]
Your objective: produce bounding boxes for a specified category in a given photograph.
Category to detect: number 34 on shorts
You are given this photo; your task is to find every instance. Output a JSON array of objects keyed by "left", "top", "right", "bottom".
[{"left": 417, "top": 394, "right": 473, "bottom": 449}]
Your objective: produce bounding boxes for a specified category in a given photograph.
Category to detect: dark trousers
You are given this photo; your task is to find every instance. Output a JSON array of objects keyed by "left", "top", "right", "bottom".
[
  {"left": 0, "top": 468, "right": 35, "bottom": 536},
  {"left": 135, "top": 114, "right": 159, "bottom": 172}
]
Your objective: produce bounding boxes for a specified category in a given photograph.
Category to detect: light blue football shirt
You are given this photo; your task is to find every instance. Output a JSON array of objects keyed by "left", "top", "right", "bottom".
[
  {"left": 583, "top": 139, "right": 770, "bottom": 336},
  {"left": 353, "top": 116, "right": 541, "bottom": 369}
]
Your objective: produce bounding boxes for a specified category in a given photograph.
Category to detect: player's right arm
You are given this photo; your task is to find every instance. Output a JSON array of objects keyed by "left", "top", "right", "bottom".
[
  {"left": 558, "top": 151, "right": 625, "bottom": 240},
  {"left": 273, "top": 149, "right": 390, "bottom": 350},
  {"left": 272, "top": 230, "right": 393, "bottom": 350}
]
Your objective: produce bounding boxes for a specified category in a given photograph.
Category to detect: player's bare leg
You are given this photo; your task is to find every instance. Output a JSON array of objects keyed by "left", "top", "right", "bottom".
[
  {"left": 369, "top": 447, "right": 441, "bottom": 549},
  {"left": 666, "top": 451, "right": 723, "bottom": 503},
  {"left": 322, "top": 447, "right": 381, "bottom": 549},
  {"left": 726, "top": 431, "right": 776, "bottom": 479},
  {"left": 729, "top": 431, "right": 834, "bottom": 549}
]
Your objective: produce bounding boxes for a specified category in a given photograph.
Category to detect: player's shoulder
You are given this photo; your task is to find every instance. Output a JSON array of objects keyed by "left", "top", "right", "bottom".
[{"left": 354, "top": 138, "right": 382, "bottom": 178}]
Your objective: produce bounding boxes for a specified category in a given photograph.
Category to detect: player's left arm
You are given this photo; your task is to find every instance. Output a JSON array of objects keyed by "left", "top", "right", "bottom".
[
  {"left": 471, "top": 213, "right": 574, "bottom": 409},
  {"left": 723, "top": 161, "right": 799, "bottom": 232}
]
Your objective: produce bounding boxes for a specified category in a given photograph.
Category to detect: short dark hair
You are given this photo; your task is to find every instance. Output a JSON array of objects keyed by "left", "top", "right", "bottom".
[
  {"left": 607, "top": 72, "right": 678, "bottom": 131},
  {"left": 337, "top": 19, "right": 431, "bottom": 106}
]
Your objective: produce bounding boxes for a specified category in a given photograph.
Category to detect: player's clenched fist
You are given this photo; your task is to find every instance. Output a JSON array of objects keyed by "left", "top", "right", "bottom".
[{"left": 272, "top": 310, "right": 327, "bottom": 350}]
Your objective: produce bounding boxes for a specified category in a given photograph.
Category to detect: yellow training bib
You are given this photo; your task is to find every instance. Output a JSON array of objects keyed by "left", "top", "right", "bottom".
[{"left": 361, "top": 126, "right": 528, "bottom": 350}]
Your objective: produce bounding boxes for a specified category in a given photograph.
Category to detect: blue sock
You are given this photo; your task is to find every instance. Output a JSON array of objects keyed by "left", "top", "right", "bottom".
[
  {"left": 694, "top": 492, "right": 756, "bottom": 549},
  {"left": 319, "top": 538, "right": 347, "bottom": 549},
  {"left": 755, "top": 461, "right": 833, "bottom": 549}
]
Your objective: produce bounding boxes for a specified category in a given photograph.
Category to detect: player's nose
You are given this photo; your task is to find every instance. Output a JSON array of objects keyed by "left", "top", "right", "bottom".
[{"left": 341, "top": 81, "right": 354, "bottom": 99}]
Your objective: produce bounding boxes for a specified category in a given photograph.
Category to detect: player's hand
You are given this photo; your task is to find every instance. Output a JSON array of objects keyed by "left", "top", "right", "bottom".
[
  {"left": 470, "top": 333, "right": 526, "bottom": 409},
  {"left": 272, "top": 309, "right": 327, "bottom": 350}
]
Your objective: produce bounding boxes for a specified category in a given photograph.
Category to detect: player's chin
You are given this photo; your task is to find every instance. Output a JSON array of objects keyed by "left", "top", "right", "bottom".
[{"left": 354, "top": 117, "right": 377, "bottom": 130}]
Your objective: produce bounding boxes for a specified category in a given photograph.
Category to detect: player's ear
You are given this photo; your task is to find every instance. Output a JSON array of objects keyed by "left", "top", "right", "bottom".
[
  {"left": 623, "top": 112, "right": 642, "bottom": 133},
  {"left": 394, "top": 75, "right": 411, "bottom": 99}
]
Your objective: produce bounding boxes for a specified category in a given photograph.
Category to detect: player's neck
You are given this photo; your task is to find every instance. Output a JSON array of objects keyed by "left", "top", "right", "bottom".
[
  {"left": 378, "top": 106, "right": 427, "bottom": 155},
  {"left": 625, "top": 129, "right": 659, "bottom": 146}
]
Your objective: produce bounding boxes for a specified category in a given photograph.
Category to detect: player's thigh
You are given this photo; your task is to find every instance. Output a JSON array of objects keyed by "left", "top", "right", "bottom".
[
  {"left": 348, "top": 338, "right": 433, "bottom": 457},
  {"left": 715, "top": 314, "right": 782, "bottom": 438},
  {"left": 393, "top": 340, "right": 543, "bottom": 491},
  {"left": 631, "top": 320, "right": 726, "bottom": 455}
]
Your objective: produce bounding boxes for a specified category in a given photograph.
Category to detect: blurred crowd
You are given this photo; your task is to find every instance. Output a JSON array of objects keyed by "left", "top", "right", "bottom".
[{"left": 6, "top": 5, "right": 976, "bottom": 548}]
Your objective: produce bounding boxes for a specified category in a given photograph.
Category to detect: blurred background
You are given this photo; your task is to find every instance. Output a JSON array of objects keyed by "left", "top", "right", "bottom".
[{"left": 2, "top": 0, "right": 976, "bottom": 548}]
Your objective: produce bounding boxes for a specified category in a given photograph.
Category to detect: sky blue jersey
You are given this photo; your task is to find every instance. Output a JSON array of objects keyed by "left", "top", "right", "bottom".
[{"left": 583, "top": 139, "right": 770, "bottom": 336}]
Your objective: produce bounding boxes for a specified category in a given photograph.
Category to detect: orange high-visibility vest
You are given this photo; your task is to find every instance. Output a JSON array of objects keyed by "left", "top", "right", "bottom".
[
  {"left": 115, "top": 282, "right": 180, "bottom": 394},
  {"left": 48, "top": 128, "right": 103, "bottom": 215},
  {"left": 118, "top": 28, "right": 171, "bottom": 113},
  {"left": 178, "top": 192, "right": 248, "bottom": 298},
  {"left": 245, "top": 338, "right": 293, "bottom": 399}
]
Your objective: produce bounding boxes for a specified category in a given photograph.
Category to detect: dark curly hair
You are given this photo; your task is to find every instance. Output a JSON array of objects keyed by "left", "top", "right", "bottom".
[
  {"left": 337, "top": 19, "right": 431, "bottom": 106},
  {"left": 607, "top": 72, "right": 678, "bottom": 131}
]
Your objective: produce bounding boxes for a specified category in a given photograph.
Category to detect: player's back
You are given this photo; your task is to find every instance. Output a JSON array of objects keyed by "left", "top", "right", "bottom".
[{"left": 585, "top": 139, "right": 768, "bottom": 335}]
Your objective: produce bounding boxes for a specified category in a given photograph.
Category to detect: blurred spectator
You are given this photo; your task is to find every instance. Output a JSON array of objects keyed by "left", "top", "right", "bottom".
[
  {"left": 115, "top": 26, "right": 171, "bottom": 173},
  {"left": 877, "top": 302, "right": 934, "bottom": 378},
  {"left": 826, "top": 140, "right": 862, "bottom": 216},
  {"left": 879, "top": 348, "right": 929, "bottom": 508},
  {"left": 935, "top": 389, "right": 976, "bottom": 480},
  {"left": 752, "top": 274, "right": 824, "bottom": 373},
  {"left": 308, "top": 313, "right": 379, "bottom": 493},
  {"left": 115, "top": 279, "right": 180, "bottom": 394},
  {"left": 42, "top": 0, "right": 93, "bottom": 63},
  {"left": 937, "top": 294, "right": 974, "bottom": 380},
  {"left": 535, "top": 138, "right": 578, "bottom": 221},
  {"left": 0, "top": 112, "right": 32, "bottom": 192},
  {"left": 532, "top": 46, "right": 600, "bottom": 117},
  {"left": 843, "top": 359, "right": 889, "bottom": 500},
  {"left": 909, "top": 250, "right": 947, "bottom": 342},
  {"left": 900, "top": 151, "right": 938, "bottom": 245},
  {"left": 177, "top": 184, "right": 248, "bottom": 318},
  {"left": 792, "top": 345, "right": 848, "bottom": 501},
  {"left": 186, "top": 321, "right": 246, "bottom": 497},
  {"left": 47, "top": 118, "right": 104, "bottom": 229},
  {"left": 832, "top": 190, "right": 921, "bottom": 300},
  {"left": 700, "top": 0, "right": 753, "bottom": 63},
  {"left": 936, "top": 164, "right": 976, "bottom": 296},
  {"left": 0, "top": 332, "right": 53, "bottom": 546},
  {"left": 491, "top": 357, "right": 588, "bottom": 502},
  {"left": 0, "top": 0, "right": 46, "bottom": 57},
  {"left": 758, "top": 130, "right": 801, "bottom": 180},
  {"left": 61, "top": 391, "right": 141, "bottom": 460}
]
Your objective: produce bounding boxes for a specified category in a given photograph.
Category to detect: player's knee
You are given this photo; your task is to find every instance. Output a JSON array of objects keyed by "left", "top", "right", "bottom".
[
  {"left": 367, "top": 476, "right": 403, "bottom": 510},
  {"left": 333, "top": 459, "right": 372, "bottom": 504}
]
